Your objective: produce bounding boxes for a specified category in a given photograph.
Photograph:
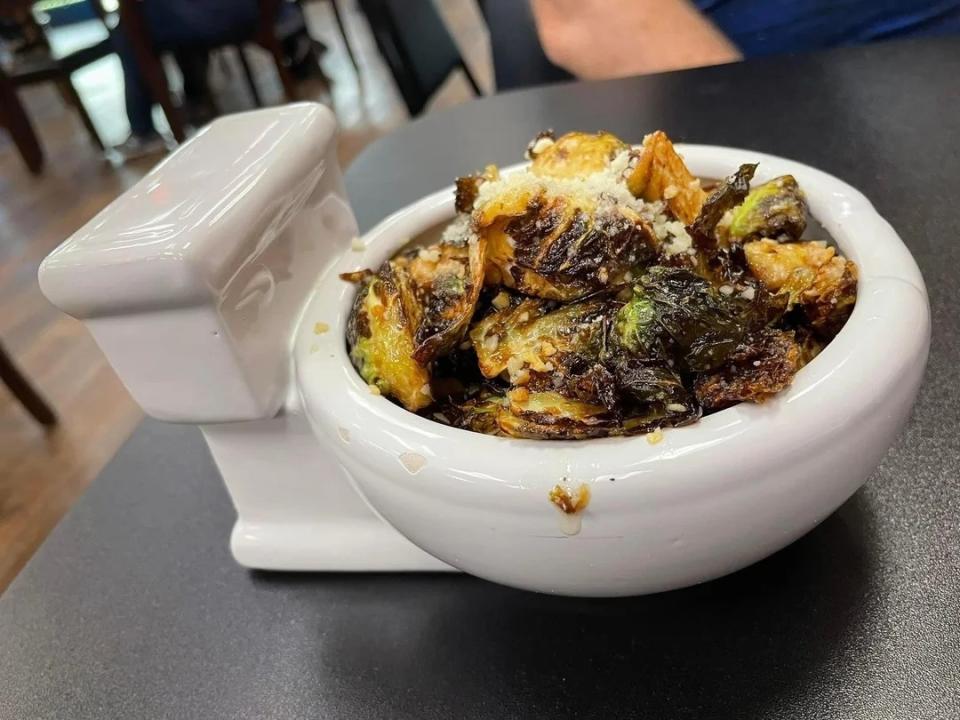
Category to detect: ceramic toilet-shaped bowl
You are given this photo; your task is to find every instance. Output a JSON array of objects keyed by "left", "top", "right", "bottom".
[{"left": 39, "top": 104, "right": 929, "bottom": 596}]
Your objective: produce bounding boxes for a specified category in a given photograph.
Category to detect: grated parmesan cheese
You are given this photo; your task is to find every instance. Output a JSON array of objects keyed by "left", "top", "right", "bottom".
[
  {"left": 659, "top": 221, "right": 693, "bottom": 256},
  {"left": 441, "top": 214, "right": 472, "bottom": 245},
  {"left": 474, "top": 150, "right": 651, "bottom": 219}
]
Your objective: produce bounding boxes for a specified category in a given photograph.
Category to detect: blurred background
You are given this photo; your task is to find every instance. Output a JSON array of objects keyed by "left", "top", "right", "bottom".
[
  {"left": 2, "top": 0, "right": 957, "bottom": 593},
  {"left": 0, "top": 0, "right": 492, "bottom": 594}
]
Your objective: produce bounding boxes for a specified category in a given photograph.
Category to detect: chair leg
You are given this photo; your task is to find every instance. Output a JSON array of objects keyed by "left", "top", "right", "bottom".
[
  {"left": 119, "top": 2, "right": 187, "bottom": 142},
  {"left": 263, "top": 37, "right": 299, "bottom": 102},
  {"left": 460, "top": 61, "right": 483, "bottom": 97},
  {"left": 216, "top": 48, "right": 233, "bottom": 78},
  {"left": 235, "top": 46, "right": 263, "bottom": 107},
  {"left": 62, "top": 77, "right": 105, "bottom": 151},
  {"left": 330, "top": 0, "right": 359, "bottom": 73},
  {"left": 0, "top": 73, "right": 44, "bottom": 174},
  {"left": 148, "top": 65, "right": 188, "bottom": 143},
  {"left": 0, "top": 343, "right": 57, "bottom": 426}
]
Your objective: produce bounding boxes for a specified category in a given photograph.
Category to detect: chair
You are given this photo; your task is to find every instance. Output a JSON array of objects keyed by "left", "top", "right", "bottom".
[
  {"left": 0, "top": 65, "right": 44, "bottom": 173},
  {"left": 0, "top": 3, "right": 113, "bottom": 163},
  {"left": 295, "top": 0, "right": 358, "bottom": 74},
  {"left": 357, "top": 0, "right": 482, "bottom": 116},
  {"left": 118, "top": 0, "right": 309, "bottom": 143},
  {"left": 0, "top": 341, "right": 56, "bottom": 426}
]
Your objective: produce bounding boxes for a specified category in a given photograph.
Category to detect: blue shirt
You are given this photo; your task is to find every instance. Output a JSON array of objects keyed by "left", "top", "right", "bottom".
[{"left": 694, "top": 0, "right": 960, "bottom": 56}]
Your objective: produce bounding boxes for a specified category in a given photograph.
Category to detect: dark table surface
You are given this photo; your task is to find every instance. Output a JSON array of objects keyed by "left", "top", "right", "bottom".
[{"left": 3, "top": 36, "right": 959, "bottom": 720}]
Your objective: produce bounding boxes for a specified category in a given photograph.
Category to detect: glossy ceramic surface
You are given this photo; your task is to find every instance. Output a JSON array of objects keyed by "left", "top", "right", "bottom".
[
  {"left": 40, "top": 103, "right": 356, "bottom": 423},
  {"left": 297, "top": 147, "right": 929, "bottom": 596}
]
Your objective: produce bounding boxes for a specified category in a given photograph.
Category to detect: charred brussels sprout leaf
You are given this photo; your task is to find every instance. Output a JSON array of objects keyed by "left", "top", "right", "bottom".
[
  {"left": 393, "top": 235, "right": 487, "bottom": 365},
  {"left": 793, "top": 326, "right": 825, "bottom": 368},
  {"left": 455, "top": 165, "right": 499, "bottom": 214},
  {"left": 441, "top": 393, "right": 506, "bottom": 435},
  {"left": 340, "top": 269, "right": 373, "bottom": 284},
  {"left": 694, "top": 329, "right": 802, "bottom": 411},
  {"left": 690, "top": 163, "right": 757, "bottom": 243},
  {"left": 345, "top": 265, "right": 432, "bottom": 411},
  {"left": 545, "top": 356, "right": 620, "bottom": 413},
  {"left": 620, "top": 400, "right": 701, "bottom": 435},
  {"left": 637, "top": 267, "right": 748, "bottom": 371},
  {"left": 611, "top": 357, "right": 689, "bottom": 407},
  {"left": 726, "top": 175, "right": 807, "bottom": 243},
  {"left": 455, "top": 177, "right": 479, "bottom": 215}
]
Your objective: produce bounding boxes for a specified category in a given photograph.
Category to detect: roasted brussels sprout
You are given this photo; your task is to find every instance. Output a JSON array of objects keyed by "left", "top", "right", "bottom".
[
  {"left": 626, "top": 130, "right": 706, "bottom": 224},
  {"left": 469, "top": 294, "right": 610, "bottom": 382},
  {"left": 496, "top": 384, "right": 697, "bottom": 439},
  {"left": 345, "top": 265, "right": 432, "bottom": 411},
  {"left": 474, "top": 175, "right": 656, "bottom": 300},
  {"left": 744, "top": 239, "right": 857, "bottom": 335},
  {"left": 393, "top": 234, "right": 487, "bottom": 364},
  {"left": 694, "top": 329, "right": 802, "bottom": 410},
  {"left": 723, "top": 175, "right": 807, "bottom": 244},
  {"left": 529, "top": 130, "right": 629, "bottom": 179},
  {"left": 497, "top": 388, "right": 615, "bottom": 440}
]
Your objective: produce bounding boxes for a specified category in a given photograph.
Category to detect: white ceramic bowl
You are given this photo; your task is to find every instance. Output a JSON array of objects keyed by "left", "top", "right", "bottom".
[{"left": 296, "top": 146, "right": 930, "bottom": 597}]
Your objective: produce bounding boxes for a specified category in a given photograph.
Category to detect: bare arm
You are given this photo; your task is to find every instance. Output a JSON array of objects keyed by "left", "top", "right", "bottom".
[{"left": 531, "top": 0, "right": 742, "bottom": 79}]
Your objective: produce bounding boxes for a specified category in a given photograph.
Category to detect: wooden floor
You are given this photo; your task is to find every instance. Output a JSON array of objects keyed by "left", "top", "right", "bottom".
[{"left": 0, "top": 0, "right": 492, "bottom": 593}]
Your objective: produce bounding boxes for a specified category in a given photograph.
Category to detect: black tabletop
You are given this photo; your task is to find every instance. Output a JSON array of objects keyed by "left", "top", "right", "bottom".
[{"left": 3, "top": 36, "right": 959, "bottom": 720}]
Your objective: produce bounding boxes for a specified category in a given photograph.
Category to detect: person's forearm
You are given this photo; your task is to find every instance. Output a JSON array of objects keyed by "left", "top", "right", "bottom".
[{"left": 531, "top": 0, "right": 741, "bottom": 79}]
